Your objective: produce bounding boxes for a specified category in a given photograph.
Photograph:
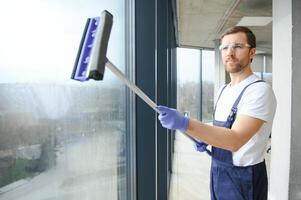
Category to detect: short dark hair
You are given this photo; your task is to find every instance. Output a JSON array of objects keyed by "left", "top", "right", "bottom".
[{"left": 220, "top": 26, "right": 256, "bottom": 48}]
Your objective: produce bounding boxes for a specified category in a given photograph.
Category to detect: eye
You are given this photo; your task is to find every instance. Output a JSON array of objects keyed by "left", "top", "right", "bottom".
[
  {"left": 222, "top": 46, "right": 229, "bottom": 50},
  {"left": 219, "top": 44, "right": 229, "bottom": 51},
  {"left": 233, "top": 44, "right": 243, "bottom": 49}
]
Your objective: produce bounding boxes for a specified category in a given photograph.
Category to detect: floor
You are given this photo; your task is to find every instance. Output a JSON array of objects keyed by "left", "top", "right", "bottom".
[{"left": 168, "top": 131, "right": 271, "bottom": 200}]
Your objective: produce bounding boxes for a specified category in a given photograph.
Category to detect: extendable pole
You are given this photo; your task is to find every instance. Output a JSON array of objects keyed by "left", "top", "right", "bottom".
[
  {"left": 106, "top": 59, "right": 202, "bottom": 144},
  {"left": 106, "top": 60, "right": 160, "bottom": 113}
]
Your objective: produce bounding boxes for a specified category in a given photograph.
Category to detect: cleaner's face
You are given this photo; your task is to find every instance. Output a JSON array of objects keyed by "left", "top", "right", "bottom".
[{"left": 220, "top": 32, "right": 256, "bottom": 74}]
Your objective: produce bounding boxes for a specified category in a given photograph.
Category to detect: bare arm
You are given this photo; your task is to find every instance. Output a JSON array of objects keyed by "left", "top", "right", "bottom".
[{"left": 186, "top": 114, "right": 265, "bottom": 152}]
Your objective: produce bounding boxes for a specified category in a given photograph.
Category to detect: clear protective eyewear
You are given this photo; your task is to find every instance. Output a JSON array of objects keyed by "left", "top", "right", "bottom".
[{"left": 219, "top": 43, "right": 251, "bottom": 52}]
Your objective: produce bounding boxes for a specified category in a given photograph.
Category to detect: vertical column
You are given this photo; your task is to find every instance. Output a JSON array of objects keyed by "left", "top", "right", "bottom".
[
  {"left": 156, "top": 0, "right": 168, "bottom": 199},
  {"left": 135, "top": 0, "right": 176, "bottom": 199},
  {"left": 125, "top": 0, "right": 136, "bottom": 199},
  {"left": 157, "top": 0, "right": 177, "bottom": 199},
  {"left": 270, "top": 0, "right": 292, "bottom": 199},
  {"left": 135, "top": 0, "right": 157, "bottom": 199},
  {"left": 213, "top": 39, "right": 228, "bottom": 102},
  {"left": 199, "top": 50, "right": 203, "bottom": 120},
  {"left": 290, "top": 0, "right": 301, "bottom": 199}
]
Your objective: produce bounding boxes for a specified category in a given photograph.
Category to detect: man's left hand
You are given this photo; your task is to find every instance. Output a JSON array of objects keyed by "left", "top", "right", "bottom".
[{"left": 157, "top": 105, "right": 189, "bottom": 132}]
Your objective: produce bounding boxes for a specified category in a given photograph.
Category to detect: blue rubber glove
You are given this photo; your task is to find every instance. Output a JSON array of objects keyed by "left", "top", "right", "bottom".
[
  {"left": 157, "top": 105, "right": 189, "bottom": 132},
  {"left": 194, "top": 141, "right": 208, "bottom": 152}
]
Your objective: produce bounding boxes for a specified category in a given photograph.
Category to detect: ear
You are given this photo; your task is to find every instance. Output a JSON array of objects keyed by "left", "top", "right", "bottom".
[{"left": 249, "top": 48, "right": 256, "bottom": 60}]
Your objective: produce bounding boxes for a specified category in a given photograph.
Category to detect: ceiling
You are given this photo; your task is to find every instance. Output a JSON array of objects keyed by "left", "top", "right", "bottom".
[{"left": 175, "top": 0, "right": 272, "bottom": 54}]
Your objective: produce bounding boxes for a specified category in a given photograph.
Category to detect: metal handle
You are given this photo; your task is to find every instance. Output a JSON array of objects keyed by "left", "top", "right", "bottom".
[{"left": 106, "top": 60, "right": 160, "bottom": 113}]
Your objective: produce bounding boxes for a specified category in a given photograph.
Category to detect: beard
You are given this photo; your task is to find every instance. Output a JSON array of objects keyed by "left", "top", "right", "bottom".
[{"left": 224, "top": 59, "right": 249, "bottom": 73}]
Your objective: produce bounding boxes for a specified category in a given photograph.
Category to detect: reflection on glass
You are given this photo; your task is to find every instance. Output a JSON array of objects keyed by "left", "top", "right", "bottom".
[{"left": 0, "top": 1, "right": 126, "bottom": 199}]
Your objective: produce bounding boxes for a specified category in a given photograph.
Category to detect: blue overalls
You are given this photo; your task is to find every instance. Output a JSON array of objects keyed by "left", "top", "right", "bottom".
[{"left": 205, "top": 80, "right": 268, "bottom": 200}]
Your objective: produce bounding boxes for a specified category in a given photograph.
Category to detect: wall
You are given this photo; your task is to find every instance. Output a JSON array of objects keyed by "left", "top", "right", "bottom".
[
  {"left": 290, "top": 0, "right": 301, "bottom": 199},
  {"left": 270, "top": 0, "right": 291, "bottom": 199}
]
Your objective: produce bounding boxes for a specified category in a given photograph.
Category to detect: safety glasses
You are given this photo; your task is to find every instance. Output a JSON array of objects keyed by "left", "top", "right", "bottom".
[{"left": 219, "top": 43, "right": 251, "bottom": 52}]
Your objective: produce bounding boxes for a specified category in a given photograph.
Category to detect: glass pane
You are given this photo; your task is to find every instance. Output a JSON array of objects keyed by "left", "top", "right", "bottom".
[
  {"left": 201, "top": 50, "right": 215, "bottom": 122},
  {"left": 170, "top": 48, "right": 213, "bottom": 200},
  {"left": 176, "top": 48, "right": 200, "bottom": 119},
  {"left": 0, "top": 1, "right": 127, "bottom": 200}
]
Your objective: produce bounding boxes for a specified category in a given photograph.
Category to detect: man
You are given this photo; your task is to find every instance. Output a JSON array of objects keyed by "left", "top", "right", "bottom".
[{"left": 157, "top": 26, "right": 276, "bottom": 200}]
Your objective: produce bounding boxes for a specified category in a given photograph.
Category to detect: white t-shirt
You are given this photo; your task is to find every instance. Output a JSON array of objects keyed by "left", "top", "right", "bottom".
[{"left": 214, "top": 74, "right": 277, "bottom": 166}]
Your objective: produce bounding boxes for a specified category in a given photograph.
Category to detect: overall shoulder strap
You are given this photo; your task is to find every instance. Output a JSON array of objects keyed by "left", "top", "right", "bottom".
[
  {"left": 231, "top": 80, "right": 265, "bottom": 110},
  {"left": 225, "top": 80, "right": 265, "bottom": 128}
]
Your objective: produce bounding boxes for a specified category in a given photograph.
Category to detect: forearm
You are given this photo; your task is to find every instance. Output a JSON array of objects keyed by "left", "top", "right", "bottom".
[
  {"left": 186, "top": 118, "right": 241, "bottom": 152},
  {"left": 156, "top": 105, "right": 264, "bottom": 152}
]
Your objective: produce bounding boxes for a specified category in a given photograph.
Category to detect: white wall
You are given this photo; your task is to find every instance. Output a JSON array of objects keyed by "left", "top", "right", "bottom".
[
  {"left": 269, "top": 0, "right": 292, "bottom": 199},
  {"left": 289, "top": 0, "right": 301, "bottom": 198}
]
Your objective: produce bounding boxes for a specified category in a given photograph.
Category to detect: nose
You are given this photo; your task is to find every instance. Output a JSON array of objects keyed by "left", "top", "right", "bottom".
[
  {"left": 227, "top": 46, "right": 235, "bottom": 53},
  {"left": 225, "top": 46, "right": 235, "bottom": 55}
]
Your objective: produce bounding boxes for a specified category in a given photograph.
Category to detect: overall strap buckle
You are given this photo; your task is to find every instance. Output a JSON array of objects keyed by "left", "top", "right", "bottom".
[{"left": 226, "top": 80, "right": 265, "bottom": 128}]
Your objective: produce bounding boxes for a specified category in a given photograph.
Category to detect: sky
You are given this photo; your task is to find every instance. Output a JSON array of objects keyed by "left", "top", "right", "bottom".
[{"left": 0, "top": 0, "right": 124, "bottom": 84}]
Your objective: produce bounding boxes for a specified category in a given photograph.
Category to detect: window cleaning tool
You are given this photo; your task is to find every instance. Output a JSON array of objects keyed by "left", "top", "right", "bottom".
[
  {"left": 71, "top": 10, "right": 159, "bottom": 113},
  {"left": 71, "top": 10, "right": 203, "bottom": 146}
]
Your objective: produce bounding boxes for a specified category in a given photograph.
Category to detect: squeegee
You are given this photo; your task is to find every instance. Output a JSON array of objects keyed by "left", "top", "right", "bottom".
[
  {"left": 71, "top": 10, "right": 159, "bottom": 113},
  {"left": 71, "top": 10, "right": 204, "bottom": 146}
]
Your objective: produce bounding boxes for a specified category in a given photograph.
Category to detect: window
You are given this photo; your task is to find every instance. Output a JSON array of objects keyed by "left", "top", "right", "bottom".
[
  {"left": 201, "top": 50, "right": 215, "bottom": 122},
  {"left": 176, "top": 49, "right": 215, "bottom": 122},
  {"left": 170, "top": 48, "right": 214, "bottom": 200},
  {"left": 0, "top": 1, "right": 129, "bottom": 199},
  {"left": 177, "top": 48, "right": 201, "bottom": 119}
]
